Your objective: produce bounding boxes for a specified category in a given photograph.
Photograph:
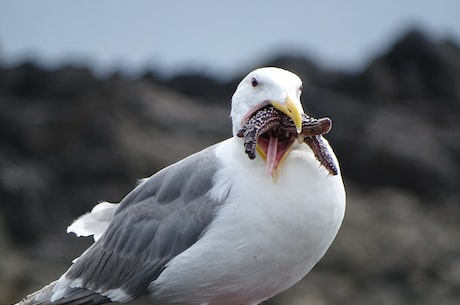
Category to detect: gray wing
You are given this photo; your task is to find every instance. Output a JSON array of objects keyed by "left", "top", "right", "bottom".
[{"left": 60, "top": 144, "right": 224, "bottom": 301}]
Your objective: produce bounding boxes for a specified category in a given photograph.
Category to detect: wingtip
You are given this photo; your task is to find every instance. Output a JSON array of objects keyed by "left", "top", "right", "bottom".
[
  {"left": 15, "top": 281, "right": 58, "bottom": 305},
  {"left": 15, "top": 280, "right": 111, "bottom": 305}
]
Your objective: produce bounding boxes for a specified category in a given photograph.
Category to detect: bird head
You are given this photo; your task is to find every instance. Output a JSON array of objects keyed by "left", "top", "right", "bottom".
[
  {"left": 231, "top": 67, "right": 305, "bottom": 136},
  {"left": 231, "top": 67, "right": 307, "bottom": 177}
]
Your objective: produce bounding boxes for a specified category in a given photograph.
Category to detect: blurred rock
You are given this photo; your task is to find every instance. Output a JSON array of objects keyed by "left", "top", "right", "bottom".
[
  {"left": 333, "top": 29, "right": 460, "bottom": 101},
  {"left": 0, "top": 64, "right": 230, "bottom": 244},
  {"left": 1, "top": 29, "right": 459, "bottom": 305}
]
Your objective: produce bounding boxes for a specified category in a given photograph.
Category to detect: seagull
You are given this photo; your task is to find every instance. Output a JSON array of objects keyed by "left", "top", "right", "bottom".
[{"left": 17, "top": 67, "right": 346, "bottom": 305}]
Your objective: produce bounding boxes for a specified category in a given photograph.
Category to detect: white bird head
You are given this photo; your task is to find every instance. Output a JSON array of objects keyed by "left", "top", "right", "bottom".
[{"left": 231, "top": 67, "right": 305, "bottom": 136}]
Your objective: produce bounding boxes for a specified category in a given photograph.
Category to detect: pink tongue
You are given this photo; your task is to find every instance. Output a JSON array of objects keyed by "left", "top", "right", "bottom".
[{"left": 266, "top": 136, "right": 278, "bottom": 176}]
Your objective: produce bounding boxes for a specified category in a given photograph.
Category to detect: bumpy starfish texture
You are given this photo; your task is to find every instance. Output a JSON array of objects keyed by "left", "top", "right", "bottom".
[{"left": 237, "top": 106, "right": 338, "bottom": 175}]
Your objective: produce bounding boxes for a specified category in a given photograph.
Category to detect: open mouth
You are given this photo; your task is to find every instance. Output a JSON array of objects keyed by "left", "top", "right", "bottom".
[{"left": 237, "top": 105, "right": 338, "bottom": 177}]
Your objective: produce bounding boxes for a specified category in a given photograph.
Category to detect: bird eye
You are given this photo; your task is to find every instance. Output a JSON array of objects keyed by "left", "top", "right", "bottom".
[
  {"left": 298, "top": 85, "right": 303, "bottom": 93},
  {"left": 251, "top": 77, "right": 259, "bottom": 87}
]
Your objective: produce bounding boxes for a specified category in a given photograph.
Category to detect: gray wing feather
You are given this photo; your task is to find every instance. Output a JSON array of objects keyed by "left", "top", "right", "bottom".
[{"left": 62, "top": 144, "right": 224, "bottom": 301}]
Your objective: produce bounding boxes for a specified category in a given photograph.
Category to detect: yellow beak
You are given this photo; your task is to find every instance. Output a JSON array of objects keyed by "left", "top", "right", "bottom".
[{"left": 270, "top": 95, "right": 304, "bottom": 133}]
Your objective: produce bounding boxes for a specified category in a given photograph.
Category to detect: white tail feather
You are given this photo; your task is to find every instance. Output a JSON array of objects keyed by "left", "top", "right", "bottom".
[{"left": 67, "top": 201, "right": 118, "bottom": 241}]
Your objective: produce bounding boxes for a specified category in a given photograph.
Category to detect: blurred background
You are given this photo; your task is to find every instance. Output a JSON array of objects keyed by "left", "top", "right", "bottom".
[{"left": 1, "top": 1, "right": 460, "bottom": 304}]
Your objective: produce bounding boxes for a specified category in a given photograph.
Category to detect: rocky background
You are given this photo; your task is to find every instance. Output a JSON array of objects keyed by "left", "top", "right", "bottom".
[{"left": 1, "top": 29, "right": 460, "bottom": 305}]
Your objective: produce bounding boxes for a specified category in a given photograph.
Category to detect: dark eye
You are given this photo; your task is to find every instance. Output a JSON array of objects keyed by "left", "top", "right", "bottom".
[
  {"left": 299, "top": 85, "right": 303, "bottom": 93},
  {"left": 251, "top": 77, "right": 259, "bottom": 87}
]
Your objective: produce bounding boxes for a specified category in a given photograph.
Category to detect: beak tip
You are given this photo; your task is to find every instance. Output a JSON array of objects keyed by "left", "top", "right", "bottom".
[{"left": 294, "top": 116, "right": 303, "bottom": 134}]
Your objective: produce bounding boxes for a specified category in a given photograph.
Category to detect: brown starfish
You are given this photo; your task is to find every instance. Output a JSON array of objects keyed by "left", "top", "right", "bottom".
[{"left": 237, "top": 106, "right": 338, "bottom": 175}]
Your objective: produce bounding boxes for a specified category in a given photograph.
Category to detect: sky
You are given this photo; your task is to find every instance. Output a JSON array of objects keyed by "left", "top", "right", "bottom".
[{"left": 1, "top": 0, "right": 459, "bottom": 79}]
